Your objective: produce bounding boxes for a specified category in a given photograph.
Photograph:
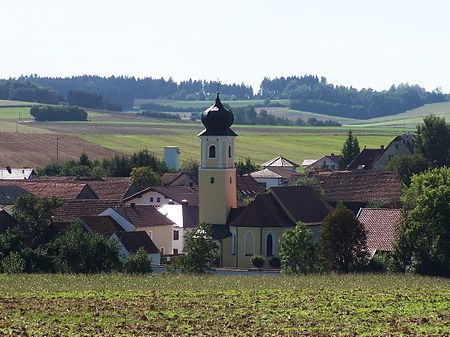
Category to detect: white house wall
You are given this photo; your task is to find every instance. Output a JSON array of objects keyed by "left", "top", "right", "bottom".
[{"left": 126, "top": 191, "right": 180, "bottom": 206}]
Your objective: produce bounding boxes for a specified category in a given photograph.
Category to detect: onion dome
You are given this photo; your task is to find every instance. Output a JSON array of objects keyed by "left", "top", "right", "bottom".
[{"left": 198, "top": 93, "right": 237, "bottom": 136}]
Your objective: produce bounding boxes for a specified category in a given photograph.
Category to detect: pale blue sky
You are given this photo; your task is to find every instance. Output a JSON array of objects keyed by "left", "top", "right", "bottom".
[{"left": 1, "top": 0, "right": 449, "bottom": 92}]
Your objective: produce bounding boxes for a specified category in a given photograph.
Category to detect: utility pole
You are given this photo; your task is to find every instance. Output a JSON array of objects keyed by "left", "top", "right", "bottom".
[{"left": 56, "top": 137, "right": 59, "bottom": 162}]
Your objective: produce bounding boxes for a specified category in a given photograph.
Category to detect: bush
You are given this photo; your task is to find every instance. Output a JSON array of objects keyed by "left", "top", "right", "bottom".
[
  {"left": 30, "top": 105, "right": 87, "bottom": 121},
  {"left": 268, "top": 256, "right": 281, "bottom": 269},
  {"left": 1, "top": 252, "right": 25, "bottom": 274},
  {"left": 251, "top": 256, "right": 265, "bottom": 268},
  {"left": 123, "top": 247, "right": 152, "bottom": 274}
]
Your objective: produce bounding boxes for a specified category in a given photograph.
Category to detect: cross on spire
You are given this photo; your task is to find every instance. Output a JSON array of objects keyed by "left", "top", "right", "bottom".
[{"left": 216, "top": 79, "right": 221, "bottom": 97}]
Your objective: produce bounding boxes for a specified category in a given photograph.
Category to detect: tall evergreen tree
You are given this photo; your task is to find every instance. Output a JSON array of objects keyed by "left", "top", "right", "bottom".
[{"left": 340, "top": 130, "right": 360, "bottom": 169}]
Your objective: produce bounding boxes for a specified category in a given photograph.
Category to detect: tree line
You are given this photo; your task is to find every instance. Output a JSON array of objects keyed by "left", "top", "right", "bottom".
[
  {"left": 260, "top": 75, "right": 447, "bottom": 119},
  {"left": 12, "top": 75, "right": 253, "bottom": 109}
]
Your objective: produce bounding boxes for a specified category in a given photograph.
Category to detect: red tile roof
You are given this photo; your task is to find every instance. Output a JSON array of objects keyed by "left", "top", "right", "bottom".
[
  {"left": 236, "top": 175, "right": 265, "bottom": 196},
  {"left": 0, "top": 180, "right": 98, "bottom": 200},
  {"left": 115, "top": 205, "right": 175, "bottom": 228},
  {"left": 357, "top": 208, "right": 403, "bottom": 254},
  {"left": 35, "top": 176, "right": 133, "bottom": 200},
  {"left": 114, "top": 231, "right": 159, "bottom": 254},
  {"left": 79, "top": 215, "right": 124, "bottom": 236},
  {"left": 53, "top": 199, "right": 123, "bottom": 223},
  {"left": 314, "top": 170, "right": 402, "bottom": 203},
  {"left": 162, "top": 172, "right": 184, "bottom": 185}
]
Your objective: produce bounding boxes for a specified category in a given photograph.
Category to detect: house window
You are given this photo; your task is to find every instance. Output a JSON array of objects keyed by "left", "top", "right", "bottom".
[
  {"left": 244, "top": 231, "right": 255, "bottom": 256},
  {"left": 150, "top": 197, "right": 154, "bottom": 202},
  {"left": 228, "top": 145, "right": 232, "bottom": 158},
  {"left": 160, "top": 247, "right": 165, "bottom": 255},
  {"left": 173, "top": 230, "right": 179, "bottom": 240},
  {"left": 395, "top": 144, "right": 399, "bottom": 149},
  {"left": 173, "top": 248, "right": 179, "bottom": 255},
  {"left": 156, "top": 197, "right": 161, "bottom": 203},
  {"left": 230, "top": 177, "right": 232, "bottom": 184},
  {"left": 210, "top": 177, "right": 214, "bottom": 184},
  {"left": 209, "top": 145, "right": 216, "bottom": 158},
  {"left": 266, "top": 233, "right": 273, "bottom": 257}
]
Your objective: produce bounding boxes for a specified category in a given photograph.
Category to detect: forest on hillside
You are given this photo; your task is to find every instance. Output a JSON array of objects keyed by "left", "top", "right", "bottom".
[{"left": 1, "top": 75, "right": 447, "bottom": 119}]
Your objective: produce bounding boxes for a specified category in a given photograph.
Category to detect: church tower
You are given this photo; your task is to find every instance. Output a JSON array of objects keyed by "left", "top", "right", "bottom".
[{"left": 198, "top": 93, "right": 237, "bottom": 225}]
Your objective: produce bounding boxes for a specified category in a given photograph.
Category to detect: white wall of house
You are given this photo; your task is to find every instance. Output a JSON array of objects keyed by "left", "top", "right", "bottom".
[
  {"left": 126, "top": 191, "right": 179, "bottom": 206},
  {"left": 112, "top": 234, "right": 161, "bottom": 265},
  {"left": 252, "top": 177, "right": 283, "bottom": 189},
  {"left": 308, "top": 157, "right": 340, "bottom": 170}
]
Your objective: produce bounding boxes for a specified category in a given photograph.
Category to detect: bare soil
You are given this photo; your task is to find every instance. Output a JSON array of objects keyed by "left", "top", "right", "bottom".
[{"left": 0, "top": 132, "right": 120, "bottom": 167}]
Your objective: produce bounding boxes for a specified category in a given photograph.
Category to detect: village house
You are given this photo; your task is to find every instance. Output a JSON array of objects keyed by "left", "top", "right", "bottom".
[
  {"left": 347, "top": 134, "right": 413, "bottom": 170},
  {"left": 248, "top": 166, "right": 298, "bottom": 189},
  {"left": 302, "top": 154, "right": 342, "bottom": 171}
]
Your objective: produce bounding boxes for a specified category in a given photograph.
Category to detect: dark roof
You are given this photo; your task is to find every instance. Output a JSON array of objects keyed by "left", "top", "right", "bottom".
[
  {"left": 124, "top": 186, "right": 199, "bottom": 206},
  {"left": 0, "top": 209, "right": 19, "bottom": 234},
  {"left": 211, "top": 224, "right": 232, "bottom": 240},
  {"left": 269, "top": 186, "right": 331, "bottom": 224},
  {"left": 0, "top": 185, "right": 29, "bottom": 205},
  {"left": 53, "top": 199, "right": 123, "bottom": 223},
  {"left": 236, "top": 175, "right": 265, "bottom": 196},
  {"left": 324, "top": 154, "right": 342, "bottom": 164},
  {"left": 347, "top": 148, "right": 385, "bottom": 170},
  {"left": 228, "top": 192, "right": 295, "bottom": 227},
  {"left": 80, "top": 215, "right": 124, "bottom": 236},
  {"left": 262, "top": 156, "right": 299, "bottom": 168},
  {"left": 357, "top": 208, "right": 403, "bottom": 254},
  {"left": 182, "top": 205, "right": 199, "bottom": 229},
  {"left": 314, "top": 170, "right": 402, "bottom": 203},
  {"left": 114, "top": 231, "right": 159, "bottom": 254},
  {"left": 198, "top": 94, "right": 237, "bottom": 137},
  {"left": 115, "top": 205, "right": 174, "bottom": 228}
]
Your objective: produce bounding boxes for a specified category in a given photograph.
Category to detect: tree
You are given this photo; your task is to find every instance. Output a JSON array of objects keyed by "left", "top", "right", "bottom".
[
  {"left": 180, "top": 223, "right": 219, "bottom": 273},
  {"left": 13, "top": 194, "right": 62, "bottom": 239},
  {"left": 180, "top": 159, "right": 199, "bottom": 174},
  {"left": 131, "top": 166, "right": 162, "bottom": 187},
  {"left": 235, "top": 157, "right": 260, "bottom": 175},
  {"left": 319, "top": 205, "right": 368, "bottom": 272},
  {"left": 279, "top": 223, "right": 318, "bottom": 274},
  {"left": 123, "top": 247, "right": 152, "bottom": 274},
  {"left": 414, "top": 115, "right": 450, "bottom": 167},
  {"left": 79, "top": 152, "right": 91, "bottom": 167},
  {"left": 393, "top": 167, "right": 450, "bottom": 276},
  {"left": 293, "top": 174, "right": 325, "bottom": 198},
  {"left": 340, "top": 130, "right": 360, "bottom": 168},
  {"left": 49, "top": 221, "right": 120, "bottom": 273},
  {"left": 385, "top": 154, "right": 429, "bottom": 185}
]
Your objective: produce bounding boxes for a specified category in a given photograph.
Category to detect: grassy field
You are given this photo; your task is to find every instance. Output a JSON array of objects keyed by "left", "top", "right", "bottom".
[
  {"left": 79, "top": 130, "right": 395, "bottom": 164},
  {"left": 0, "top": 273, "right": 448, "bottom": 336}
]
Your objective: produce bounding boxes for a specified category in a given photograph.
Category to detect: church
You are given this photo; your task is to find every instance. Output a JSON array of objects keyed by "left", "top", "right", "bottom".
[{"left": 198, "top": 94, "right": 330, "bottom": 268}]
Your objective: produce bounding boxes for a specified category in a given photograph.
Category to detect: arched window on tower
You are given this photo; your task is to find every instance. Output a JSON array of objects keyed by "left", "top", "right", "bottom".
[
  {"left": 228, "top": 145, "right": 232, "bottom": 158},
  {"left": 266, "top": 233, "right": 273, "bottom": 257},
  {"left": 209, "top": 145, "right": 216, "bottom": 158}
]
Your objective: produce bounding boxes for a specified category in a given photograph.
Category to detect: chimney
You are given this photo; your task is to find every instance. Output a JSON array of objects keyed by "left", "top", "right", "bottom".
[
  {"left": 380, "top": 145, "right": 384, "bottom": 150},
  {"left": 181, "top": 199, "right": 189, "bottom": 205}
]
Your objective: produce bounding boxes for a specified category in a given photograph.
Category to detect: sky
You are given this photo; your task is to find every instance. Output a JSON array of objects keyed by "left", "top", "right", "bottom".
[{"left": 1, "top": 0, "right": 449, "bottom": 92}]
